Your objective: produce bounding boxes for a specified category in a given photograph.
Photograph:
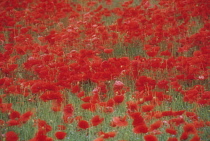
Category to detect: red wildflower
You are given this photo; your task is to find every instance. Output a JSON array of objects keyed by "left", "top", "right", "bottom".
[
  {"left": 157, "top": 80, "right": 169, "bottom": 90},
  {"left": 71, "top": 85, "right": 80, "bottom": 93},
  {"left": 190, "top": 134, "right": 200, "bottom": 141},
  {"left": 169, "top": 117, "right": 185, "bottom": 126},
  {"left": 206, "top": 121, "right": 210, "bottom": 126},
  {"left": 167, "top": 137, "right": 178, "bottom": 141},
  {"left": 9, "top": 111, "right": 21, "bottom": 119},
  {"left": 141, "top": 105, "right": 154, "bottom": 112},
  {"left": 77, "top": 91, "right": 85, "bottom": 98},
  {"left": 135, "top": 76, "right": 156, "bottom": 91},
  {"left": 63, "top": 104, "right": 74, "bottom": 117},
  {"left": 7, "top": 119, "right": 20, "bottom": 126},
  {"left": 166, "top": 128, "right": 177, "bottom": 135},
  {"left": 111, "top": 116, "right": 128, "bottom": 127},
  {"left": 113, "top": 81, "right": 124, "bottom": 91},
  {"left": 63, "top": 115, "right": 74, "bottom": 124},
  {"left": 154, "top": 111, "right": 162, "bottom": 119},
  {"left": 162, "top": 111, "right": 173, "bottom": 116},
  {"left": 40, "top": 91, "right": 63, "bottom": 102},
  {"left": 113, "top": 95, "right": 124, "bottom": 103},
  {"left": 183, "top": 123, "right": 196, "bottom": 134},
  {"left": 91, "top": 115, "right": 104, "bottom": 126},
  {"left": 93, "top": 137, "right": 104, "bottom": 141},
  {"left": 51, "top": 100, "right": 61, "bottom": 112},
  {"left": 144, "top": 134, "right": 158, "bottom": 141},
  {"left": 185, "top": 112, "right": 198, "bottom": 120},
  {"left": 55, "top": 131, "right": 67, "bottom": 140},
  {"left": 107, "top": 99, "right": 115, "bottom": 107},
  {"left": 173, "top": 110, "right": 185, "bottom": 116},
  {"left": 180, "top": 132, "right": 188, "bottom": 140},
  {"left": 150, "top": 120, "right": 162, "bottom": 130},
  {"left": 104, "top": 49, "right": 113, "bottom": 54},
  {"left": 130, "top": 112, "right": 145, "bottom": 126},
  {"left": 0, "top": 103, "right": 12, "bottom": 113},
  {"left": 5, "top": 131, "right": 19, "bottom": 141},
  {"left": 31, "top": 130, "right": 48, "bottom": 141},
  {"left": 35, "top": 119, "right": 52, "bottom": 133},
  {"left": 78, "top": 120, "right": 89, "bottom": 129},
  {"left": 133, "top": 124, "right": 148, "bottom": 134},
  {"left": 98, "top": 131, "right": 117, "bottom": 139},
  {"left": 160, "top": 50, "right": 171, "bottom": 56},
  {"left": 81, "top": 103, "right": 96, "bottom": 111},
  {"left": 81, "top": 96, "right": 91, "bottom": 102},
  {"left": 0, "top": 119, "right": 5, "bottom": 125},
  {"left": 127, "top": 101, "right": 138, "bottom": 111},
  {"left": 19, "top": 111, "right": 33, "bottom": 124}
]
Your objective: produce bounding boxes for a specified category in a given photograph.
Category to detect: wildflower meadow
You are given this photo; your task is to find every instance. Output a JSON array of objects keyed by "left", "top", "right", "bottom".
[{"left": 0, "top": 0, "right": 210, "bottom": 141}]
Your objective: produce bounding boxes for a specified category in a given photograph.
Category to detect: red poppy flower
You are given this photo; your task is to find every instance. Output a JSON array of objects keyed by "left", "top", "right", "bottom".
[
  {"left": 107, "top": 99, "right": 115, "bottom": 107},
  {"left": 113, "top": 81, "right": 124, "bottom": 91},
  {"left": 113, "top": 95, "right": 124, "bottom": 103},
  {"left": 63, "top": 104, "right": 74, "bottom": 117},
  {"left": 111, "top": 116, "right": 128, "bottom": 127},
  {"left": 150, "top": 120, "right": 162, "bottom": 130},
  {"left": 9, "top": 110, "right": 21, "bottom": 119},
  {"left": 157, "top": 80, "right": 169, "bottom": 90},
  {"left": 183, "top": 123, "right": 196, "bottom": 134},
  {"left": 7, "top": 119, "right": 20, "bottom": 126},
  {"left": 5, "top": 131, "right": 19, "bottom": 141},
  {"left": 55, "top": 131, "right": 67, "bottom": 140},
  {"left": 104, "top": 49, "right": 113, "bottom": 54},
  {"left": 146, "top": 50, "right": 158, "bottom": 57},
  {"left": 190, "top": 134, "right": 200, "bottom": 141},
  {"left": 0, "top": 103, "right": 12, "bottom": 113},
  {"left": 93, "top": 137, "right": 104, "bottom": 141},
  {"left": 130, "top": 112, "right": 145, "bottom": 126},
  {"left": 133, "top": 124, "right": 148, "bottom": 134},
  {"left": 185, "top": 112, "right": 198, "bottom": 120},
  {"left": 40, "top": 91, "right": 63, "bottom": 102},
  {"left": 167, "top": 137, "right": 178, "bottom": 141},
  {"left": 81, "top": 96, "right": 91, "bottom": 102},
  {"left": 32, "top": 130, "right": 48, "bottom": 141},
  {"left": 0, "top": 119, "right": 5, "bottom": 125},
  {"left": 127, "top": 101, "right": 138, "bottom": 111},
  {"left": 77, "top": 91, "right": 85, "bottom": 98},
  {"left": 51, "top": 100, "right": 61, "bottom": 112},
  {"left": 141, "top": 105, "right": 154, "bottom": 112},
  {"left": 206, "top": 121, "right": 210, "bottom": 126},
  {"left": 169, "top": 117, "right": 185, "bottom": 126},
  {"left": 166, "top": 128, "right": 177, "bottom": 135},
  {"left": 91, "top": 115, "right": 104, "bottom": 126},
  {"left": 160, "top": 50, "right": 171, "bottom": 56},
  {"left": 144, "top": 134, "right": 158, "bottom": 141},
  {"left": 81, "top": 103, "right": 96, "bottom": 111},
  {"left": 63, "top": 115, "right": 74, "bottom": 124},
  {"left": 71, "top": 85, "right": 80, "bottom": 93},
  {"left": 98, "top": 131, "right": 117, "bottom": 139},
  {"left": 78, "top": 120, "right": 89, "bottom": 129},
  {"left": 180, "top": 132, "right": 189, "bottom": 140},
  {"left": 173, "top": 110, "right": 185, "bottom": 116},
  {"left": 35, "top": 119, "right": 52, "bottom": 133},
  {"left": 19, "top": 111, "right": 33, "bottom": 124},
  {"left": 162, "top": 111, "right": 173, "bottom": 116}
]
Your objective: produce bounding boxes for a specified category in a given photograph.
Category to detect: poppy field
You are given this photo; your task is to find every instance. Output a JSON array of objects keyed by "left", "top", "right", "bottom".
[{"left": 0, "top": 0, "right": 210, "bottom": 140}]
